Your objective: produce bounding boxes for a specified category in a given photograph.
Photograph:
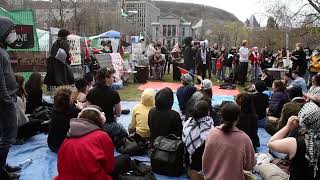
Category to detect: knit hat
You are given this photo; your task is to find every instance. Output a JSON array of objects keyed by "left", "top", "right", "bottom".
[
  {"left": 181, "top": 74, "right": 193, "bottom": 85},
  {"left": 58, "top": 29, "right": 70, "bottom": 38},
  {"left": 298, "top": 102, "right": 320, "bottom": 177},
  {"left": 201, "top": 79, "right": 212, "bottom": 90}
]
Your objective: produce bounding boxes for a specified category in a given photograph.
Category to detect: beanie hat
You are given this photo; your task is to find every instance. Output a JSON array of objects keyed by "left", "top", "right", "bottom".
[
  {"left": 201, "top": 79, "right": 212, "bottom": 90},
  {"left": 58, "top": 29, "right": 70, "bottom": 38},
  {"left": 181, "top": 74, "right": 193, "bottom": 85}
]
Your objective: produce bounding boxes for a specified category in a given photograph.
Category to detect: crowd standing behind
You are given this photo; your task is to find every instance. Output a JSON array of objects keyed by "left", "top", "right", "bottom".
[{"left": 1, "top": 21, "right": 320, "bottom": 180}]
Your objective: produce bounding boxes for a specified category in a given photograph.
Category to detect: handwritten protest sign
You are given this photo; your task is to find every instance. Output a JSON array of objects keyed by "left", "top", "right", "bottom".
[
  {"left": 67, "top": 35, "right": 82, "bottom": 66},
  {"left": 131, "top": 43, "right": 142, "bottom": 60},
  {"left": 110, "top": 53, "right": 126, "bottom": 81}
]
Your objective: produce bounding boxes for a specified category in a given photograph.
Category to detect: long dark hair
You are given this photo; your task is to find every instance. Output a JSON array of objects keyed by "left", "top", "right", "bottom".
[
  {"left": 191, "top": 100, "right": 209, "bottom": 119},
  {"left": 273, "top": 80, "right": 286, "bottom": 92},
  {"left": 221, "top": 102, "right": 241, "bottom": 133},
  {"left": 25, "top": 72, "right": 43, "bottom": 95},
  {"left": 236, "top": 93, "right": 255, "bottom": 114}
]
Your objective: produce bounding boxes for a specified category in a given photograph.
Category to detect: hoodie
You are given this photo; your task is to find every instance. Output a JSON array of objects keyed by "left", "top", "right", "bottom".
[
  {"left": 130, "top": 88, "right": 155, "bottom": 138},
  {"left": 0, "top": 17, "right": 18, "bottom": 107},
  {"left": 148, "top": 88, "right": 182, "bottom": 141},
  {"left": 55, "top": 118, "right": 114, "bottom": 180}
]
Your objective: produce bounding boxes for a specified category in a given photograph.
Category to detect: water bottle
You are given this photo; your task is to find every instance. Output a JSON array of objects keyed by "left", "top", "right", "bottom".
[{"left": 18, "top": 159, "right": 32, "bottom": 169}]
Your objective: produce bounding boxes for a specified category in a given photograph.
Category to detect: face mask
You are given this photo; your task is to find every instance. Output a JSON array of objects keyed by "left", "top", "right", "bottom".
[{"left": 5, "top": 32, "right": 17, "bottom": 44}]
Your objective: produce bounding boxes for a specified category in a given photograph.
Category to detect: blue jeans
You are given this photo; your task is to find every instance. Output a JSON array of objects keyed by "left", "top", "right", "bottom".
[{"left": 0, "top": 97, "right": 18, "bottom": 170}]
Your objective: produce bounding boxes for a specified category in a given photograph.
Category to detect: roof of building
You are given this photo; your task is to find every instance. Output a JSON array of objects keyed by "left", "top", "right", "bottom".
[
  {"left": 245, "top": 15, "right": 260, "bottom": 28},
  {"left": 160, "top": 12, "right": 191, "bottom": 23}
]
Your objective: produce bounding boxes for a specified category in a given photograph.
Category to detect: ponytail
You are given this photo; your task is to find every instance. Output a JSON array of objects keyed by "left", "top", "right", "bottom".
[{"left": 221, "top": 122, "right": 233, "bottom": 133}]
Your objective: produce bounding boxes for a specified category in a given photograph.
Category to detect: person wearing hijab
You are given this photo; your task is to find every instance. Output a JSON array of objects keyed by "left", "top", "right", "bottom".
[
  {"left": 171, "top": 43, "right": 183, "bottom": 81},
  {"left": 268, "top": 102, "right": 320, "bottom": 180},
  {"left": 148, "top": 88, "right": 182, "bottom": 142}
]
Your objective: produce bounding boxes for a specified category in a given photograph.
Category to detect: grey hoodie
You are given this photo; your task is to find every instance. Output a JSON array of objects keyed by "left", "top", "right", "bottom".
[
  {"left": 68, "top": 118, "right": 101, "bottom": 137},
  {"left": 0, "top": 17, "right": 18, "bottom": 106}
]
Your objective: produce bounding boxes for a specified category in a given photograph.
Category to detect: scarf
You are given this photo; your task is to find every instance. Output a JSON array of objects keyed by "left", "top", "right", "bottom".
[
  {"left": 172, "top": 43, "right": 181, "bottom": 53},
  {"left": 201, "top": 49, "right": 206, "bottom": 64},
  {"left": 298, "top": 102, "right": 320, "bottom": 177},
  {"left": 182, "top": 116, "right": 214, "bottom": 155}
]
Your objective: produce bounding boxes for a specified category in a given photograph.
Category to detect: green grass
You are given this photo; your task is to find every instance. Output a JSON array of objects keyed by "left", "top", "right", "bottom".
[{"left": 118, "top": 83, "right": 142, "bottom": 101}]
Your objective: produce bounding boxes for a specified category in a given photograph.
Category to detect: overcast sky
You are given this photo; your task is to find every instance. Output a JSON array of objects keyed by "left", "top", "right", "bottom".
[{"left": 157, "top": 0, "right": 306, "bottom": 25}]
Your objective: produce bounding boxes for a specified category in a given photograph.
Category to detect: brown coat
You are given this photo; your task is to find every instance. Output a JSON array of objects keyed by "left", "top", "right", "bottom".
[{"left": 203, "top": 126, "right": 256, "bottom": 180}]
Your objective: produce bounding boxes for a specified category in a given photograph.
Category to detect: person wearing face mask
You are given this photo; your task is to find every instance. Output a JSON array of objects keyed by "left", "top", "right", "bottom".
[
  {"left": 309, "top": 49, "right": 320, "bottom": 87},
  {"left": 291, "top": 43, "right": 307, "bottom": 77},
  {"left": 0, "top": 16, "right": 21, "bottom": 180},
  {"left": 55, "top": 105, "right": 131, "bottom": 180}
]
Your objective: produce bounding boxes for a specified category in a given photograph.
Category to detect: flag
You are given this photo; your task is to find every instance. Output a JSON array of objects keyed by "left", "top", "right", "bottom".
[{"left": 178, "top": 67, "right": 189, "bottom": 75}]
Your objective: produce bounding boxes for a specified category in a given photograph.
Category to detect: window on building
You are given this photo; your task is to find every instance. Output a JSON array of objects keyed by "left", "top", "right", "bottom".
[
  {"left": 156, "top": 27, "right": 159, "bottom": 37},
  {"left": 168, "top": 25, "right": 172, "bottom": 37},
  {"left": 182, "top": 27, "right": 185, "bottom": 37},
  {"left": 172, "top": 25, "right": 176, "bottom": 37},
  {"left": 163, "top": 25, "right": 167, "bottom": 36}
]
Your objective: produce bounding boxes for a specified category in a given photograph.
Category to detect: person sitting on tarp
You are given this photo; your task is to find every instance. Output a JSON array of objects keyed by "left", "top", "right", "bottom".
[
  {"left": 55, "top": 105, "right": 131, "bottom": 180},
  {"left": 150, "top": 51, "right": 165, "bottom": 80},
  {"left": 101, "top": 40, "right": 113, "bottom": 53},
  {"left": 129, "top": 88, "right": 156, "bottom": 141},
  {"left": 47, "top": 86, "right": 80, "bottom": 153},
  {"left": 86, "top": 68, "right": 128, "bottom": 146},
  {"left": 176, "top": 74, "right": 196, "bottom": 115}
]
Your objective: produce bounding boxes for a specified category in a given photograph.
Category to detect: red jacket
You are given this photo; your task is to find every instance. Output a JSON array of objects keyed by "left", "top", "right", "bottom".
[
  {"left": 249, "top": 53, "right": 261, "bottom": 64},
  {"left": 55, "top": 130, "right": 115, "bottom": 180}
]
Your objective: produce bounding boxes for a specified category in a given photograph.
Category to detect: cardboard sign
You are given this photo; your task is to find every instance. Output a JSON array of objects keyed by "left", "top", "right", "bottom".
[
  {"left": 95, "top": 53, "right": 114, "bottom": 69},
  {"left": 131, "top": 43, "right": 142, "bottom": 60},
  {"left": 14, "top": 25, "right": 34, "bottom": 49},
  {"left": 67, "top": 35, "right": 82, "bottom": 66},
  {"left": 110, "top": 53, "right": 126, "bottom": 80}
]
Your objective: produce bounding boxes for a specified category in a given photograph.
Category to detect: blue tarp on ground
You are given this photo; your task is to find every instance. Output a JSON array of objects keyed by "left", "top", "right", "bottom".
[{"left": 8, "top": 95, "right": 271, "bottom": 180}]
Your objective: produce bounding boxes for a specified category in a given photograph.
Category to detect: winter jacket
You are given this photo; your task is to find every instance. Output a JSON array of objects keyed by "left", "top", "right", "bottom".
[
  {"left": 44, "top": 37, "right": 74, "bottom": 86},
  {"left": 148, "top": 88, "right": 182, "bottom": 142},
  {"left": 268, "top": 91, "right": 290, "bottom": 118},
  {"left": 277, "top": 97, "right": 305, "bottom": 131},
  {"left": 310, "top": 55, "right": 320, "bottom": 73},
  {"left": 237, "top": 113, "right": 260, "bottom": 148},
  {"left": 0, "top": 17, "right": 18, "bottom": 108},
  {"left": 249, "top": 53, "right": 261, "bottom": 65},
  {"left": 130, "top": 88, "right": 155, "bottom": 138},
  {"left": 183, "top": 45, "right": 195, "bottom": 70},
  {"left": 291, "top": 50, "right": 307, "bottom": 76},
  {"left": 195, "top": 49, "right": 210, "bottom": 65},
  {"left": 176, "top": 85, "right": 197, "bottom": 114},
  {"left": 289, "top": 77, "right": 308, "bottom": 93},
  {"left": 47, "top": 106, "right": 80, "bottom": 153},
  {"left": 55, "top": 118, "right": 114, "bottom": 180}
]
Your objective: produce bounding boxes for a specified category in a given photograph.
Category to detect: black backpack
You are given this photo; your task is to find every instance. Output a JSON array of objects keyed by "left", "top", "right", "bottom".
[
  {"left": 116, "top": 159, "right": 157, "bottom": 180},
  {"left": 150, "top": 134, "right": 184, "bottom": 177}
]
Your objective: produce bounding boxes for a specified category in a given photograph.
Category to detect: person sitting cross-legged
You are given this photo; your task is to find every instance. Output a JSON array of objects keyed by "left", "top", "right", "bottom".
[
  {"left": 203, "top": 102, "right": 256, "bottom": 180},
  {"left": 55, "top": 105, "right": 131, "bottom": 180}
]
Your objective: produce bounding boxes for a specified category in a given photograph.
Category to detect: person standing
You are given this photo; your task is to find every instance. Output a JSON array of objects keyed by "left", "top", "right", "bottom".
[
  {"left": 183, "top": 37, "right": 195, "bottom": 74},
  {"left": 239, "top": 40, "right": 250, "bottom": 86},
  {"left": 211, "top": 44, "right": 219, "bottom": 75},
  {"left": 249, "top": 47, "right": 262, "bottom": 83},
  {"left": 309, "top": 49, "right": 320, "bottom": 87},
  {"left": 195, "top": 43, "right": 210, "bottom": 80},
  {"left": 44, "top": 29, "right": 74, "bottom": 88},
  {"left": 0, "top": 16, "right": 20, "bottom": 179},
  {"left": 291, "top": 43, "right": 307, "bottom": 77}
]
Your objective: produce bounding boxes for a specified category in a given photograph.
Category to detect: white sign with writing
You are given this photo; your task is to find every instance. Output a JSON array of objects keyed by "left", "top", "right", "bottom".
[
  {"left": 110, "top": 53, "right": 127, "bottom": 81},
  {"left": 131, "top": 43, "right": 142, "bottom": 60},
  {"left": 67, "top": 35, "right": 82, "bottom": 66}
]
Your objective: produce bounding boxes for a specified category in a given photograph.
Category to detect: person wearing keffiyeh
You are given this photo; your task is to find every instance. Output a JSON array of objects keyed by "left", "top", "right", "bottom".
[
  {"left": 268, "top": 102, "right": 320, "bottom": 180},
  {"left": 182, "top": 100, "right": 214, "bottom": 179}
]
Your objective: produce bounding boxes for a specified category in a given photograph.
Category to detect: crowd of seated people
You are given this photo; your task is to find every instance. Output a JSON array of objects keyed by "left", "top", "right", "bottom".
[{"left": 9, "top": 62, "right": 320, "bottom": 180}]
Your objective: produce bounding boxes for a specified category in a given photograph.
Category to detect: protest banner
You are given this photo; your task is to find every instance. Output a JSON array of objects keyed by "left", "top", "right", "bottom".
[
  {"left": 131, "top": 43, "right": 142, "bottom": 60},
  {"left": 110, "top": 53, "right": 127, "bottom": 81}
]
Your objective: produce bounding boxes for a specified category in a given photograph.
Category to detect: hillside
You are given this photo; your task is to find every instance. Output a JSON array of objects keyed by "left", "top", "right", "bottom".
[{"left": 154, "top": 1, "right": 242, "bottom": 25}]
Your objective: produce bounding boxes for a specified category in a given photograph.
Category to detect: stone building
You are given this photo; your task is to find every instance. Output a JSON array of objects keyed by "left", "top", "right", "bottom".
[
  {"left": 151, "top": 13, "right": 192, "bottom": 47},
  {"left": 125, "top": 0, "right": 160, "bottom": 39}
]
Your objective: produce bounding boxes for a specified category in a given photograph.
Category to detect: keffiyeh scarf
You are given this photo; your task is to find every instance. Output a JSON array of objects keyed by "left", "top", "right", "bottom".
[
  {"left": 298, "top": 102, "right": 320, "bottom": 177},
  {"left": 182, "top": 116, "right": 214, "bottom": 155}
]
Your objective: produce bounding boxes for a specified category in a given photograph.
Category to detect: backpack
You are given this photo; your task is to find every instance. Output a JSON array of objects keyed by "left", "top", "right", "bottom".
[
  {"left": 116, "top": 159, "right": 157, "bottom": 180},
  {"left": 150, "top": 134, "right": 185, "bottom": 177},
  {"left": 116, "top": 135, "right": 147, "bottom": 156}
]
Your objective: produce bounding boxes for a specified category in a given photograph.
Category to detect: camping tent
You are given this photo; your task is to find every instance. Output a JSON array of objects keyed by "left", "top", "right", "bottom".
[{"left": 99, "top": 30, "right": 121, "bottom": 39}]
